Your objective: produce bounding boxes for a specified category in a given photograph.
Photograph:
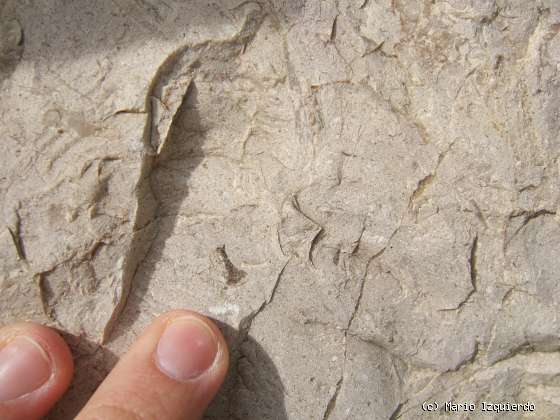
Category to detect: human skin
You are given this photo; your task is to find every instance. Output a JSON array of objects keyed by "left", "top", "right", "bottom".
[{"left": 0, "top": 310, "right": 229, "bottom": 420}]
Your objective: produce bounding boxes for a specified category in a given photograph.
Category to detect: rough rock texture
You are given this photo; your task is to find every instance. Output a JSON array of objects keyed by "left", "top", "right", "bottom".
[{"left": 1, "top": 0, "right": 560, "bottom": 418}]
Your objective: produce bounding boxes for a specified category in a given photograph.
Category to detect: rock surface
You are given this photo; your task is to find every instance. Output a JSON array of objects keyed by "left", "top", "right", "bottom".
[{"left": 1, "top": 0, "right": 560, "bottom": 418}]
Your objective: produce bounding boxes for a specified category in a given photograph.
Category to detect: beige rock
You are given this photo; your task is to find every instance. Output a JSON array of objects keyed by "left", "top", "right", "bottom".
[{"left": 1, "top": 0, "right": 559, "bottom": 419}]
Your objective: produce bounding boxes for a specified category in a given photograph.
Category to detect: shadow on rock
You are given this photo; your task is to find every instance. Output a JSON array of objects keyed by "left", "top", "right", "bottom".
[
  {"left": 45, "top": 320, "right": 288, "bottom": 419},
  {"left": 109, "top": 78, "right": 206, "bottom": 341},
  {"left": 45, "top": 331, "right": 118, "bottom": 420},
  {"left": 206, "top": 320, "right": 288, "bottom": 420},
  {"left": 0, "top": 16, "right": 23, "bottom": 84}
]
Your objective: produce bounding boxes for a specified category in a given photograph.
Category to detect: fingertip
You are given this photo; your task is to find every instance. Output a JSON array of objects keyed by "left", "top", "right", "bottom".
[
  {"left": 155, "top": 310, "right": 230, "bottom": 401},
  {"left": 0, "top": 322, "right": 74, "bottom": 420},
  {"left": 154, "top": 310, "right": 230, "bottom": 377},
  {"left": 78, "top": 309, "right": 229, "bottom": 420}
]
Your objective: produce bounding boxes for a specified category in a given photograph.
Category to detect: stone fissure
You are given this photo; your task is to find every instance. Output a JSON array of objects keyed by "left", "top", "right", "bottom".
[{"left": 3, "top": 1, "right": 560, "bottom": 418}]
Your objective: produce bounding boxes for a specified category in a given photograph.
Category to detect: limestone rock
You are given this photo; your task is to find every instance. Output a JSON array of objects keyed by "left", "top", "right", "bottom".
[{"left": 1, "top": 0, "right": 560, "bottom": 419}]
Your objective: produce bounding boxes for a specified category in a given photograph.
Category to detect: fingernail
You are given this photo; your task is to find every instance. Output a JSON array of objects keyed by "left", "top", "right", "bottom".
[
  {"left": 0, "top": 336, "right": 52, "bottom": 401},
  {"left": 155, "top": 317, "right": 219, "bottom": 382}
]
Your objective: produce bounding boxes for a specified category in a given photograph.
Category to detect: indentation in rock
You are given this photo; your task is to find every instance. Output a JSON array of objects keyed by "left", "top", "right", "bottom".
[
  {"left": 3, "top": 1, "right": 560, "bottom": 418},
  {"left": 211, "top": 245, "right": 248, "bottom": 287}
]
